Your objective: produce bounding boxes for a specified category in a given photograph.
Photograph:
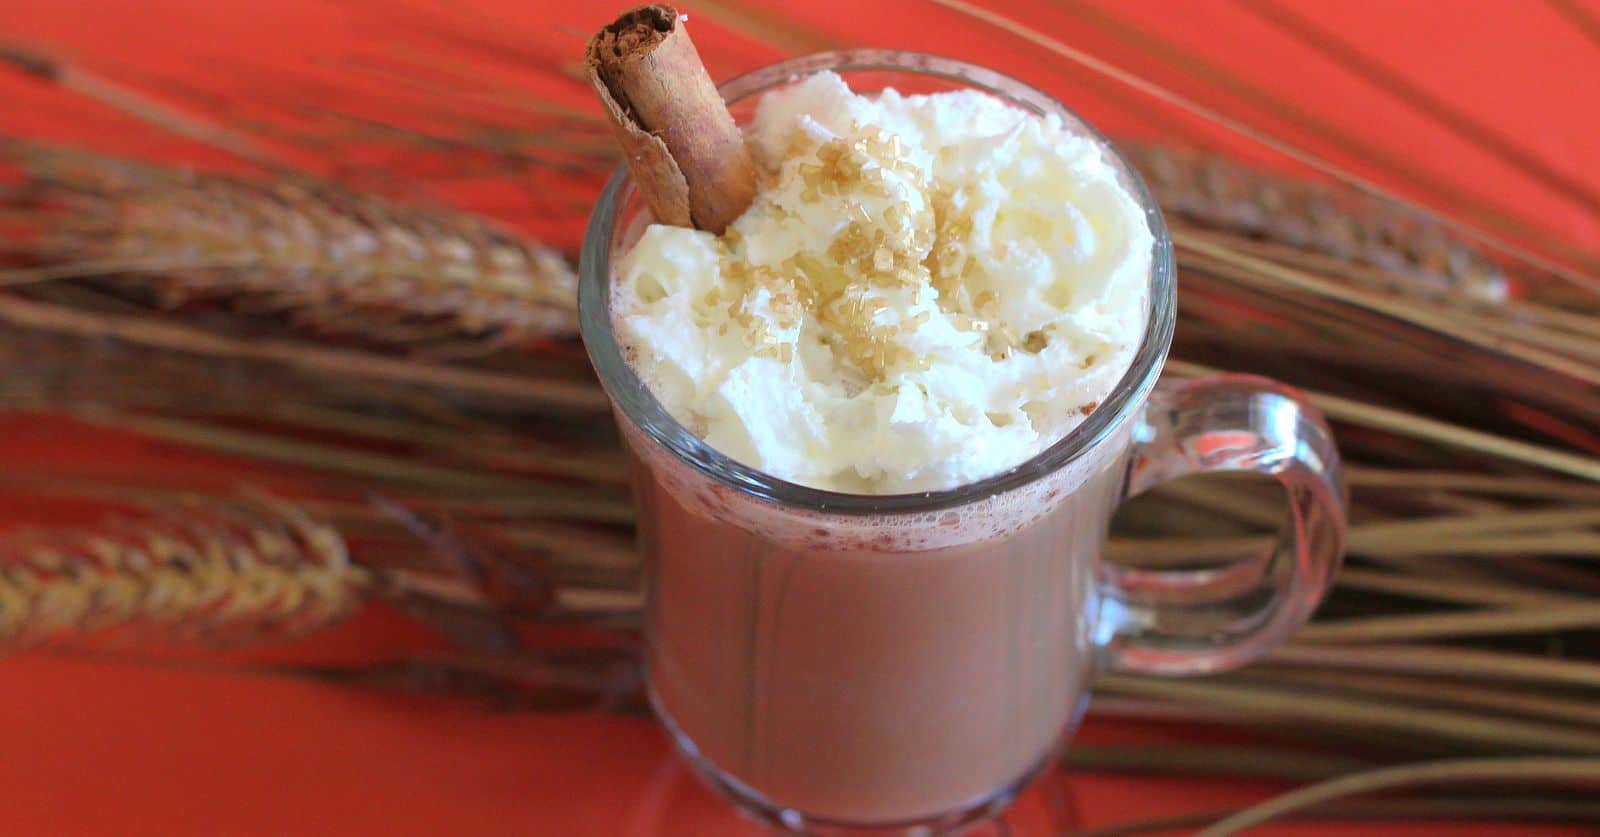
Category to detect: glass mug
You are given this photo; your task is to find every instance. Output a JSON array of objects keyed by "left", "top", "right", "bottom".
[{"left": 580, "top": 51, "right": 1347, "bottom": 835}]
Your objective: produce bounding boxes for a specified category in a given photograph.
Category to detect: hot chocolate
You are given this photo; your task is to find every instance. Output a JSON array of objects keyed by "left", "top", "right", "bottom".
[{"left": 609, "top": 71, "right": 1152, "bottom": 824}]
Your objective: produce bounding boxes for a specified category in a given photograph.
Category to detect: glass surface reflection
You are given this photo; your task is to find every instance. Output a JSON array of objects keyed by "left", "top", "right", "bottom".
[{"left": 621, "top": 754, "right": 1084, "bottom": 836}]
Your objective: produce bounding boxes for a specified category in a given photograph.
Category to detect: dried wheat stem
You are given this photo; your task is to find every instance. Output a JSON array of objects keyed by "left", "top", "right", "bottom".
[
  {"left": 1086, "top": 797, "right": 1600, "bottom": 837},
  {"left": 1502, "top": 296, "right": 1600, "bottom": 338},
  {"left": 686, "top": 0, "right": 850, "bottom": 55},
  {"left": 1089, "top": 697, "right": 1263, "bottom": 725},
  {"left": 0, "top": 45, "right": 286, "bottom": 169},
  {"left": 0, "top": 295, "right": 607, "bottom": 410},
  {"left": 1335, "top": 568, "right": 1582, "bottom": 608},
  {"left": 552, "top": 587, "right": 641, "bottom": 613},
  {"left": 1176, "top": 234, "right": 1600, "bottom": 384},
  {"left": 1242, "top": 0, "right": 1600, "bottom": 216},
  {"left": 422, "top": 493, "right": 635, "bottom": 526},
  {"left": 1270, "top": 644, "right": 1600, "bottom": 690},
  {"left": 1173, "top": 224, "right": 1600, "bottom": 365},
  {"left": 1473, "top": 309, "right": 1600, "bottom": 360},
  {"left": 339, "top": 565, "right": 637, "bottom": 621},
  {"left": 336, "top": 51, "right": 611, "bottom": 125},
  {"left": 62, "top": 410, "right": 534, "bottom": 492},
  {"left": 1110, "top": 528, "right": 1600, "bottom": 566},
  {"left": 0, "top": 255, "right": 263, "bottom": 287},
  {"left": 1168, "top": 359, "right": 1600, "bottom": 481},
  {"left": 278, "top": 498, "right": 637, "bottom": 572},
  {"left": 1356, "top": 507, "right": 1600, "bottom": 540},
  {"left": 1345, "top": 468, "right": 1600, "bottom": 500},
  {"left": 1254, "top": 668, "right": 1600, "bottom": 729},
  {"left": 1361, "top": 532, "right": 1600, "bottom": 557},
  {"left": 1063, "top": 745, "right": 1368, "bottom": 781},
  {"left": 1195, "top": 758, "right": 1600, "bottom": 837},
  {"left": 266, "top": 403, "right": 630, "bottom": 486},
  {"left": 1141, "top": 476, "right": 1283, "bottom": 528},
  {"left": 1096, "top": 674, "right": 1600, "bottom": 754},
  {"left": 1297, "top": 604, "right": 1600, "bottom": 644}
]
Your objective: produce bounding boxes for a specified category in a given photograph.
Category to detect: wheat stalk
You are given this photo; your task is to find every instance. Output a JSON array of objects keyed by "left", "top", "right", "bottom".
[
  {"left": 0, "top": 44, "right": 288, "bottom": 171},
  {"left": 0, "top": 294, "right": 607, "bottom": 415},
  {"left": 1075, "top": 799, "right": 1600, "bottom": 837},
  {"left": 1194, "top": 758, "right": 1600, "bottom": 837},
  {"left": 0, "top": 498, "right": 369, "bottom": 647},
  {"left": 2, "top": 142, "right": 579, "bottom": 351}
]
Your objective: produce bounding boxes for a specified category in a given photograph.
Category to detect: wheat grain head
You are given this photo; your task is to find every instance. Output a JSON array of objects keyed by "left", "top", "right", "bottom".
[
  {"left": 0, "top": 497, "right": 370, "bottom": 647},
  {"left": 1119, "top": 141, "right": 1510, "bottom": 303},
  {"left": 3, "top": 142, "right": 580, "bottom": 350}
]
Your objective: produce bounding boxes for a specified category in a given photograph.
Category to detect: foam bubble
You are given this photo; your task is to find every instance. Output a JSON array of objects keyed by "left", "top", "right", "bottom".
[{"left": 619, "top": 412, "right": 1134, "bottom": 553}]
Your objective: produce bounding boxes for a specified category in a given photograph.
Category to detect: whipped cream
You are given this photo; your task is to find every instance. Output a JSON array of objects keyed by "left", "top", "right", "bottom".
[{"left": 613, "top": 72, "right": 1152, "bottom": 493}]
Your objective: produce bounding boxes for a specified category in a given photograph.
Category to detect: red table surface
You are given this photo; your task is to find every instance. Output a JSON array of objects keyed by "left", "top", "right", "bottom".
[{"left": 2, "top": 1, "right": 1598, "bottom": 834}]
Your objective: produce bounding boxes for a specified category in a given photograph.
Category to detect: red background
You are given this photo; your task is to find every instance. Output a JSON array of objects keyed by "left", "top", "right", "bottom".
[{"left": 1, "top": 0, "right": 1597, "bottom": 834}]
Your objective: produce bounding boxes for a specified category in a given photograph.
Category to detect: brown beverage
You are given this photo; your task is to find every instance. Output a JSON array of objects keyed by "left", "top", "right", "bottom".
[{"left": 630, "top": 429, "right": 1129, "bottom": 824}]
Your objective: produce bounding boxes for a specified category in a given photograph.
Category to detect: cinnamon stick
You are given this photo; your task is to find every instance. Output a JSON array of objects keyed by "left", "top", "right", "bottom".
[{"left": 584, "top": 5, "right": 757, "bottom": 234}]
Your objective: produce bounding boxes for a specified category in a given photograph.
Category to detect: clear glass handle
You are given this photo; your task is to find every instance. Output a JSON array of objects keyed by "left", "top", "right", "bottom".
[{"left": 1098, "top": 374, "right": 1348, "bottom": 675}]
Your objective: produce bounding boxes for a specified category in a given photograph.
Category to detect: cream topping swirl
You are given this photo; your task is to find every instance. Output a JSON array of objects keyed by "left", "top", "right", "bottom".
[{"left": 613, "top": 72, "right": 1151, "bottom": 493}]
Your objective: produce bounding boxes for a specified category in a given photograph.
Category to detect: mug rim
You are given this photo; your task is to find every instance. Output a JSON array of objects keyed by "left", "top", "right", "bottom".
[{"left": 578, "top": 49, "right": 1176, "bottom": 516}]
